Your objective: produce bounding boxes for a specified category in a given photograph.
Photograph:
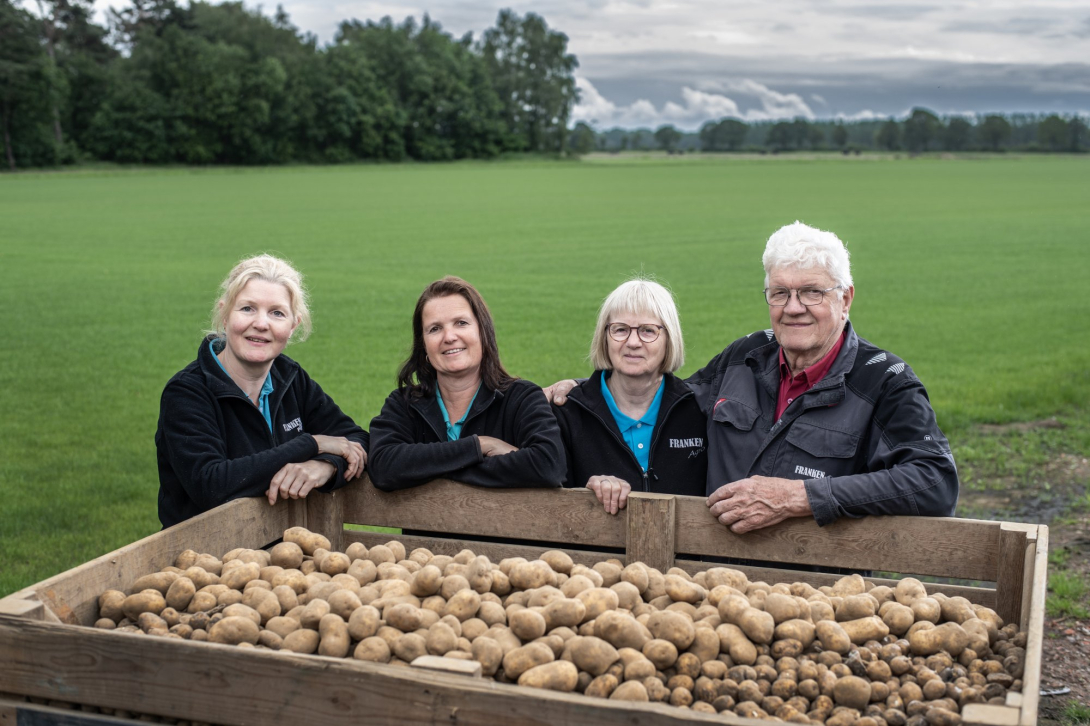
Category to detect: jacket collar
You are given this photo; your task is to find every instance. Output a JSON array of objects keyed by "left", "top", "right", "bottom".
[
  {"left": 197, "top": 336, "right": 299, "bottom": 410},
  {"left": 569, "top": 369, "right": 691, "bottom": 420},
  {"left": 745, "top": 321, "right": 860, "bottom": 407},
  {"left": 408, "top": 382, "right": 502, "bottom": 440}
]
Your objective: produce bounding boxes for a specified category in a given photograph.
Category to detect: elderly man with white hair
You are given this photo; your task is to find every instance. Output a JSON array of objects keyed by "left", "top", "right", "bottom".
[
  {"left": 690, "top": 221, "right": 957, "bottom": 533},
  {"left": 549, "top": 221, "right": 958, "bottom": 533}
]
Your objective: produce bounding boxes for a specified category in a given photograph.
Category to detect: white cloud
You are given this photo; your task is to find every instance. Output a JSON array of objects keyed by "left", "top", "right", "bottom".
[
  {"left": 574, "top": 76, "right": 819, "bottom": 130},
  {"left": 811, "top": 94, "right": 828, "bottom": 106}
]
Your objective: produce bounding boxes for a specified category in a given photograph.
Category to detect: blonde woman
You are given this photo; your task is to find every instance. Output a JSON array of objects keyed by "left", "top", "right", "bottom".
[{"left": 156, "top": 255, "right": 368, "bottom": 527}]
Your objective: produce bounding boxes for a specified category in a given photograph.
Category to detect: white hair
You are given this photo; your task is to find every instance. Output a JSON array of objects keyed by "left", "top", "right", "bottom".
[
  {"left": 590, "top": 278, "right": 685, "bottom": 374},
  {"left": 763, "top": 221, "right": 853, "bottom": 290}
]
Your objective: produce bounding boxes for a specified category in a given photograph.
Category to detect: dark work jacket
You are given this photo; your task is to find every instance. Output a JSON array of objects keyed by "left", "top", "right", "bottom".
[
  {"left": 367, "top": 378, "right": 565, "bottom": 492},
  {"left": 687, "top": 321, "right": 958, "bottom": 526},
  {"left": 553, "top": 370, "right": 707, "bottom": 497},
  {"left": 155, "top": 338, "right": 369, "bottom": 528}
]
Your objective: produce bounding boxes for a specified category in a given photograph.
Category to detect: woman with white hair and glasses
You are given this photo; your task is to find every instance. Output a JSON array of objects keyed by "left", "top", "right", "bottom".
[
  {"left": 156, "top": 254, "right": 368, "bottom": 528},
  {"left": 549, "top": 222, "right": 957, "bottom": 531},
  {"left": 551, "top": 279, "right": 707, "bottom": 514}
]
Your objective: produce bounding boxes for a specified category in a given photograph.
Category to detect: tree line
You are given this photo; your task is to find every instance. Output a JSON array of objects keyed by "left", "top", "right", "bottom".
[
  {"left": 0, "top": 0, "right": 578, "bottom": 169},
  {"left": 573, "top": 109, "right": 1089, "bottom": 155}
]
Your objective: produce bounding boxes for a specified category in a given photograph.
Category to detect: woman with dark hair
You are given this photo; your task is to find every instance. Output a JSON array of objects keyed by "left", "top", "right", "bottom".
[{"left": 367, "top": 276, "right": 565, "bottom": 492}]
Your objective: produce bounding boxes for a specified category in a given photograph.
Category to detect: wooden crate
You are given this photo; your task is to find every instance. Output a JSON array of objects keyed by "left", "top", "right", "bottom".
[{"left": 0, "top": 478, "right": 1047, "bottom": 726}]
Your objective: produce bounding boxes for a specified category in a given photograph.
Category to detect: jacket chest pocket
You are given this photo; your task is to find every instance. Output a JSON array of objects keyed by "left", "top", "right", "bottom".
[
  {"left": 712, "top": 399, "right": 761, "bottom": 432},
  {"left": 785, "top": 422, "right": 860, "bottom": 459}
]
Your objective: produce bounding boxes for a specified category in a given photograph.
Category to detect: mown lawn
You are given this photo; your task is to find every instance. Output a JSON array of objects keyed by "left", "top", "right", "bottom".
[{"left": 1, "top": 153, "right": 1088, "bottom": 596}]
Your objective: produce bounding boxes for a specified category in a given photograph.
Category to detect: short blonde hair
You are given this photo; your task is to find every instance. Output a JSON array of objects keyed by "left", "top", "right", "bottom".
[
  {"left": 590, "top": 279, "right": 685, "bottom": 374},
  {"left": 209, "top": 254, "right": 312, "bottom": 342}
]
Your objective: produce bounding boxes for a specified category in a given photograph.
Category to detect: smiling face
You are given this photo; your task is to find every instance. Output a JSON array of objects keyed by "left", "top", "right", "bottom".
[
  {"left": 767, "top": 266, "right": 854, "bottom": 371},
  {"left": 421, "top": 294, "right": 483, "bottom": 382},
  {"left": 606, "top": 310, "right": 668, "bottom": 381},
  {"left": 220, "top": 279, "right": 298, "bottom": 373}
]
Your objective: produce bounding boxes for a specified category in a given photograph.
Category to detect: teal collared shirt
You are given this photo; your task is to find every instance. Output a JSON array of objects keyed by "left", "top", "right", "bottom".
[
  {"left": 209, "top": 340, "right": 274, "bottom": 433},
  {"left": 436, "top": 385, "right": 481, "bottom": 441},
  {"left": 600, "top": 374, "right": 665, "bottom": 471}
]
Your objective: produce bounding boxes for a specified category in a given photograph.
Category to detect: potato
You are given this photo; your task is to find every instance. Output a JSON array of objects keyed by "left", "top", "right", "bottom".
[
  {"left": 410, "top": 565, "right": 443, "bottom": 597},
  {"left": 909, "top": 621, "right": 970, "bottom": 657},
  {"left": 284, "top": 527, "right": 331, "bottom": 556},
  {"left": 815, "top": 620, "right": 853, "bottom": 655},
  {"left": 265, "top": 615, "right": 300, "bottom": 639},
  {"left": 831, "top": 574, "right": 867, "bottom": 597},
  {"left": 880, "top": 601, "right": 916, "bottom": 636},
  {"left": 642, "top": 638, "right": 679, "bottom": 669},
  {"left": 300, "top": 598, "right": 330, "bottom": 629},
  {"left": 425, "top": 622, "right": 458, "bottom": 655},
  {"left": 567, "top": 636, "right": 620, "bottom": 676},
  {"left": 241, "top": 588, "right": 281, "bottom": 624},
  {"left": 519, "top": 660, "right": 579, "bottom": 691},
  {"left": 122, "top": 590, "right": 166, "bottom": 620},
  {"left": 98, "top": 590, "right": 126, "bottom": 623},
  {"left": 716, "top": 623, "right": 757, "bottom": 665},
  {"left": 353, "top": 636, "right": 391, "bottom": 662},
  {"left": 646, "top": 610, "right": 695, "bottom": 650},
  {"left": 894, "top": 577, "right": 927, "bottom": 605},
  {"left": 594, "top": 610, "right": 651, "bottom": 650},
  {"left": 222, "top": 603, "right": 262, "bottom": 626},
  {"left": 832, "top": 675, "right": 872, "bottom": 710},
  {"left": 911, "top": 597, "right": 942, "bottom": 624},
  {"left": 510, "top": 560, "right": 557, "bottom": 590},
  {"left": 774, "top": 619, "right": 816, "bottom": 649},
  {"left": 445, "top": 589, "right": 481, "bottom": 622},
  {"left": 318, "top": 613, "right": 350, "bottom": 657},
  {"left": 502, "top": 642, "right": 555, "bottom": 680},
  {"left": 392, "top": 632, "right": 428, "bottom": 662},
  {"left": 592, "top": 562, "right": 622, "bottom": 588},
  {"left": 840, "top": 616, "right": 890, "bottom": 645},
  {"left": 132, "top": 571, "right": 179, "bottom": 595},
  {"left": 509, "top": 608, "right": 547, "bottom": 641},
  {"left": 320, "top": 552, "right": 351, "bottom": 577},
  {"left": 610, "top": 680, "right": 649, "bottom": 701},
  {"left": 837, "top": 594, "right": 877, "bottom": 621},
  {"left": 174, "top": 549, "right": 200, "bottom": 570},
  {"left": 208, "top": 615, "right": 260, "bottom": 646},
  {"left": 269, "top": 541, "right": 304, "bottom": 569},
  {"left": 664, "top": 574, "right": 705, "bottom": 604},
  {"left": 471, "top": 636, "right": 504, "bottom": 676},
  {"left": 221, "top": 562, "right": 261, "bottom": 591},
  {"left": 542, "top": 598, "right": 586, "bottom": 630}
]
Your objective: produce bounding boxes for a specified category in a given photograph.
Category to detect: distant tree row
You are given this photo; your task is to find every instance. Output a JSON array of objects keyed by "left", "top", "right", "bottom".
[
  {"left": 1, "top": 0, "right": 578, "bottom": 169},
  {"left": 578, "top": 110, "right": 1089, "bottom": 155}
]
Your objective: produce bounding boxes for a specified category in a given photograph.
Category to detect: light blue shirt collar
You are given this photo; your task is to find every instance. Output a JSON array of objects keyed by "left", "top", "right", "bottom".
[
  {"left": 209, "top": 340, "right": 274, "bottom": 433},
  {"left": 600, "top": 373, "right": 665, "bottom": 471},
  {"left": 436, "top": 384, "right": 481, "bottom": 441}
]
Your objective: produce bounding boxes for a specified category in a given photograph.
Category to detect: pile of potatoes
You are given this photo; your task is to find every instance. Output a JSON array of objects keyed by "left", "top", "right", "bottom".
[{"left": 96, "top": 527, "right": 1028, "bottom": 725}]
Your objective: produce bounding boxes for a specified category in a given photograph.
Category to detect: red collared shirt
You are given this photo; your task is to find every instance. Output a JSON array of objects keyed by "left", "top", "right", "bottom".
[{"left": 776, "top": 331, "right": 847, "bottom": 420}]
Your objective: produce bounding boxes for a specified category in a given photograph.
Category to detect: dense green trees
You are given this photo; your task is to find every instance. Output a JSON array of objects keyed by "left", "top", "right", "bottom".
[{"left": 0, "top": 1, "right": 578, "bottom": 167}]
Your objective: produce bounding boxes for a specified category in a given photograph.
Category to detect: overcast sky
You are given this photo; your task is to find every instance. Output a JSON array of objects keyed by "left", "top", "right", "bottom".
[{"left": 102, "top": 0, "right": 1090, "bottom": 130}]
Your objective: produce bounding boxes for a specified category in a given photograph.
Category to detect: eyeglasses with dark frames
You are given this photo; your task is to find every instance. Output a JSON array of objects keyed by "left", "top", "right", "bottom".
[{"left": 607, "top": 323, "right": 666, "bottom": 343}]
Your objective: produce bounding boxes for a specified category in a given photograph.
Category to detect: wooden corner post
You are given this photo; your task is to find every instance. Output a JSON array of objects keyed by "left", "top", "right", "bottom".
[
  {"left": 307, "top": 490, "right": 346, "bottom": 553},
  {"left": 996, "top": 522, "right": 1036, "bottom": 627},
  {"left": 625, "top": 492, "right": 676, "bottom": 572}
]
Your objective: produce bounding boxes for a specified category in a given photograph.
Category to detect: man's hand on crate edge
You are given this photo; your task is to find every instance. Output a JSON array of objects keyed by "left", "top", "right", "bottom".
[{"left": 706, "top": 476, "right": 812, "bottom": 533}]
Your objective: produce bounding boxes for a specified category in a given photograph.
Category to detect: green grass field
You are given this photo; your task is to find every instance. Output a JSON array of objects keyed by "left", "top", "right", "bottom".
[{"left": 2, "top": 153, "right": 1088, "bottom": 597}]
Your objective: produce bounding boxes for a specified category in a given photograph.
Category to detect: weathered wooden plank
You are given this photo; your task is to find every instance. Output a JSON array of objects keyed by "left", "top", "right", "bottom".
[
  {"left": 342, "top": 531, "right": 621, "bottom": 569},
  {"left": 306, "top": 489, "right": 345, "bottom": 553},
  {"left": 674, "top": 498, "right": 1000, "bottom": 579},
  {"left": 963, "top": 702, "right": 1020, "bottom": 726},
  {"left": 626, "top": 493, "right": 675, "bottom": 572},
  {"left": 3, "top": 498, "right": 289, "bottom": 626},
  {"left": 1019, "top": 525, "right": 1047, "bottom": 726},
  {"left": 342, "top": 478, "right": 627, "bottom": 549},
  {"left": 0, "top": 598, "right": 45, "bottom": 621},
  {"left": 996, "top": 523, "right": 1033, "bottom": 626},
  {"left": 672, "top": 559, "right": 998, "bottom": 607},
  {"left": 411, "top": 655, "right": 482, "bottom": 677},
  {"left": 0, "top": 617, "right": 743, "bottom": 726},
  {"left": 0, "top": 698, "right": 145, "bottom": 726}
]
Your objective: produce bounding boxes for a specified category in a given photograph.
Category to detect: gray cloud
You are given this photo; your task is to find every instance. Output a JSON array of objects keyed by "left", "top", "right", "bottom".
[{"left": 943, "top": 17, "right": 1061, "bottom": 35}]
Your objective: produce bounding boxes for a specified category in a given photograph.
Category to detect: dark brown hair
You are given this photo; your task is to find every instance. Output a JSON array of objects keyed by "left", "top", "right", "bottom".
[{"left": 397, "top": 276, "right": 515, "bottom": 397}]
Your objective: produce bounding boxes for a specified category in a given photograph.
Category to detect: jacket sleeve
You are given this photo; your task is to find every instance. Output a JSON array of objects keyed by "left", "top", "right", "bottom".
[
  {"left": 804, "top": 375, "right": 959, "bottom": 526},
  {"left": 158, "top": 378, "right": 319, "bottom": 512},
  {"left": 685, "top": 347, "right": 730, "bottom": 416},
  {"left": 367, "top": 391, "right": 483, "bottom": 491},
  {"left": 449, "top": 384, "right": 565, "bottom": 489},
  {"left": 552, "top": 402, "right": 579, "bottom": 488},
  {"left": 294, "top": 368, "right": 371, "bottom": 493}
]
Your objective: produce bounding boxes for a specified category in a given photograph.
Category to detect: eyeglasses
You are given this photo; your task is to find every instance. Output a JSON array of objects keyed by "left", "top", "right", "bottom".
[
  {"left": 607, "top": 323, "right": 665, "bottom": 343},
  {"left": 763, "top": 286, "right": 842, "bottom": 307}
]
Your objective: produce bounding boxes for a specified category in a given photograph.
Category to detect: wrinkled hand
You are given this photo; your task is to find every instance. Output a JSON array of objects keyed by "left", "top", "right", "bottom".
[
  {"left": 543, "top": 379, "right": 578, "bottom": 405},
  {"left": 586, "top": 475, "right": 631, "bottom": 515},
  {"left": 478, "top": 436, "right": 519, "bottom": 457},
  {"left": 706, "top": 476, "right": 812, "bottom": 533},
  {"left": 312, "top": 434, "right": 367, "bottom": 480},
  {"left": 267, "top": 460, "right": 337, "bottom": 505}
]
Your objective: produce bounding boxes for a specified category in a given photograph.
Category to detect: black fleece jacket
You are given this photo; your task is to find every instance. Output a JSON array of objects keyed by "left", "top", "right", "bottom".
[
  {"left": 552, "top": 370, "right": 708, "bottom": 496},
  {"left": 155, "top": 338, "right": 369, "bottom": 528},
  {"left": 367, "top": 378, "right": 565, "bottom": 491}
]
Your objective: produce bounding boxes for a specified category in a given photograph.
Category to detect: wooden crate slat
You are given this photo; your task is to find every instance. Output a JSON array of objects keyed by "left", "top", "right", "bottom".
[
  {"left": 342, "top": 478, "right": 627, "bottom": 549},
  {"left": 963, "top": 702, "right": 1021, "bottom": 726},
  {"left": 0, "top": 616, "right": 744, "bottom": 726},
  {"left": 674, "top": 499, "right": 1000, "bottom": 580},
  {"left": 0, "top": 498, "right": 290, "bottom": 626},
  {"left": 996, "top": 523, "right": 1034, "bottom": 626},
  {"left": 1019, "top": 525, "right": 1047, "bottom": 726},
  {"left": 343, "top": 531, "right": 621, "bottom": 569},
  {"left": 625, "top": 493, "right": 676, "bottom": 573}
]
